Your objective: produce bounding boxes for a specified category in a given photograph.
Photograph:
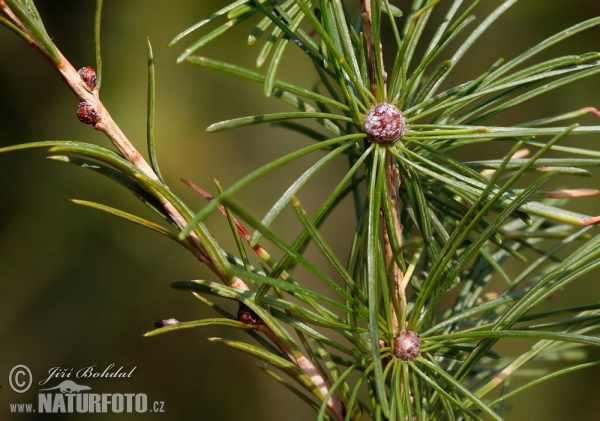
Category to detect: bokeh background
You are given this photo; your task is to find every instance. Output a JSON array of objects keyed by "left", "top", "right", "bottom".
[{"left": 1, "top": 1, "right": 599, "bottom": 419}]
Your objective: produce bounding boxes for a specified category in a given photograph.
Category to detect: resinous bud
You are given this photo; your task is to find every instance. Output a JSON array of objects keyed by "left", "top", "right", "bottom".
[
  {"left": 78, "top": 66, "right": 97, "bottom": 90},
  {"left": 77, "top": 102, "right": 97, "bottom": 125},
  {"left": 393, "top": 330, "right": 421, "bottom": 362},
  {"left": 363, "top": 103, "right": 406, "bottom": 144}
]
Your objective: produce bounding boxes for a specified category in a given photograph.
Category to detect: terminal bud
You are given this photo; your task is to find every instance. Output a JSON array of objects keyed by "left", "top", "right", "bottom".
[
  {"left": 393, "top": 330, "right": 421, "bottom": 362},
  {"left": 363, "top": 103, "right": 405, "bottom": 144}
]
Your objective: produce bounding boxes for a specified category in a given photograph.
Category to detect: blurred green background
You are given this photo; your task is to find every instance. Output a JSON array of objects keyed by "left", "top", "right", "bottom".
[{"left": 0, "top": 1, "right": 599, "bottom": 419}]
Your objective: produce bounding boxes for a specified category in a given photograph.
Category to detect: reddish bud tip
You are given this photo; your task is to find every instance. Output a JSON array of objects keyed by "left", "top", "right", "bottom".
[
  {"left": 77, "top": 102, "right": 97, "bottom": 125},
  {"left": 363, "top": 103, "right": 405, "bottom": 144},
  {"left": 78, "top": 66, "right": 97, "bottom": 90},
  {"left": 583, "top": 215, "right": 600, "bottom": 226},
  {"left": 585, "top": 107, "right": 600, "bottom": 117},
  {"left": 393, "top": 330, "right": 421, "bottom": 362}
]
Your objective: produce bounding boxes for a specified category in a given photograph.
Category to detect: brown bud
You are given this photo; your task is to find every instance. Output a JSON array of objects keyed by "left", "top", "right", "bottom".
[
  {"left": 77, "top": 102, "right": 97, "bottom": 125},
  {"left": 78, "top": 66, "right": 97, "bottom": 90},
  {"left": 393, "top": 330, "right": 421, "bottom": 362},
  {"left": 237, "top": 303, "right": 262, "bottom": 325},
  {"left": 363, "top": 103, "right": 405, "bottom": 144}
]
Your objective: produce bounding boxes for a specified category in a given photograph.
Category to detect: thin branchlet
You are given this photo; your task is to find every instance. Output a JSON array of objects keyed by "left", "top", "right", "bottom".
[
  {"left": 361, "top": 0, "right": 406, "bottom": 336},
  {"left": 0, "top": 3, "right": 249, "bottom": 292}
]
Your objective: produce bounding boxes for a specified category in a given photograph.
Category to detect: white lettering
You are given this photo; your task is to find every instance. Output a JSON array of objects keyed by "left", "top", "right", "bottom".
[
  {"left": 52, "top": 394, "right": 66, "bottom": 413},
  {"left": 76, "top": 365, "right": 96, "bottom": 378},
  {"left": 39, "top": 367, "right": 73, "bottom": 385},
  {"left": 76, "top": 393, "right": 89, "bottom": 413},
  {"left": 135, "top": 394, "right": 147, "bottom": 413},
  {"left": 89, "top": 393, "right": 101, "bottom": 412},
  {"left": 37, "top": 392, "right": 149, "bottom": 413},
  {"left": 112, "top": 393, "right": 124, "bottom": 413},
  {"left": 38, "top": 394, "right": 53, "bottom": 413}
]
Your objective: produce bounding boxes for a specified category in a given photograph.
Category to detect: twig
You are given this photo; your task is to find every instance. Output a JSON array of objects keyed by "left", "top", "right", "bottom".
[
  {"left": 361, "top": 0, "right": 387, "bottom": 101},
  {"left": 361, "top": 0, "right": 404, "bottom": 333},
  {"left": 3, "top": 5, "right": 348, "bottom": 417},
  {"left": 0, "top": 3, "right": 249, "bottom": 291},
  {"left": 257, "top": 324, "right": 346, "bottom": 420},
  {"left": 183, "top": 178, "right": 347, "bottom": 420},
  {"left": 384, "top": 152, "right": 405, "bottom": 333},
  {"left": 361, "top": 0, "right": 378, "bottom": 98}
]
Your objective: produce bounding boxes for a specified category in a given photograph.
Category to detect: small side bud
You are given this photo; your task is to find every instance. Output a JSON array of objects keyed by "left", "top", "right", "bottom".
[
  {"left": 78, "top": 66, "right": 97, "bottom": 90},
  {"left": 237, "top": 303, "right": 262, "bottom": 325},
  {"left": 363, "top": 103, "right": 405, "bottom": 144},
  {"left": 393, "top": 330, "right": 421, "bottom": 362},
  {"left": 77, "top": 102, "right": 97, "bottom": 125}
]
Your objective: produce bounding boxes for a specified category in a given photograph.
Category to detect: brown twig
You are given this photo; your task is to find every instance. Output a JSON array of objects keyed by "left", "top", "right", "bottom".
[
  {"left": 183, "top": 178, "right": 347, "bottom": 420},
  {"left": 3, "top": 5, "right": 349, "bottom": 418},
  {"left": 384, "top": 152, "right": 405, "bottom": 333},
  {"left": 0, "top": 3, "right": 250, "bottom": 292},
  {"left": 361, "top": 0, "right": 405, "bottom": 333},
  {"left": 257, "top": 324, "right": 346, "bottom": 420},
  {"left": 0, "top": 1, "right": 29, "bottom": 40},
  {"left": 361, "top": 1, "right": 378, "bottom": 98},
  {"left": 361, "top": 0, "right": 387, "bottom": 101}
]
